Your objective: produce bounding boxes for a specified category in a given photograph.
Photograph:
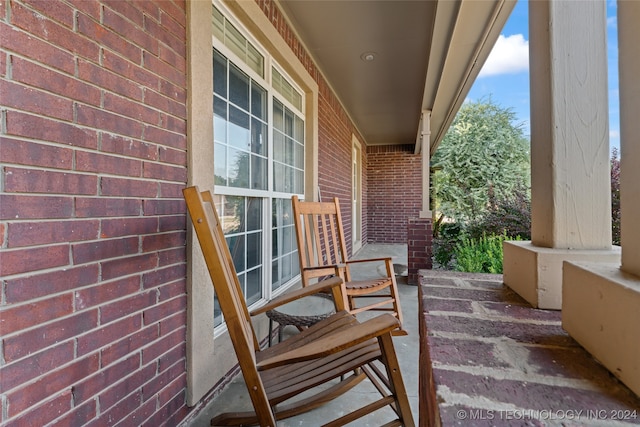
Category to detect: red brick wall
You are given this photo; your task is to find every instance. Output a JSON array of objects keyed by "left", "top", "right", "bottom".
[
  {"left": 367, "top": 144, "right": 422, "bottom": 243},
  {"left": 0, "top": 1, "right": 189, "bottom": 425},
  {"left": 408, "top": 218, "right": 433, "bottom": 285},
  {"left": 317, "top": 94, "right": 362, "bottom": 253}
]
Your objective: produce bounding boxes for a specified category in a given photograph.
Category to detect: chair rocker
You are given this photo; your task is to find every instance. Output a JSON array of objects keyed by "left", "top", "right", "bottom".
[
  {"left": 183, "top": 186, "right": 415, "bottom": 427},
  {"left": 291, "top": 195, "right": 407, "bottom": 336}
]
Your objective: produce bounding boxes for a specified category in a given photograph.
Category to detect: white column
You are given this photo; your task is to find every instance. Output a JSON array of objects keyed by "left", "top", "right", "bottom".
[
  {"left": 562, "top": 0, "right": 640, "bottom": 397},
  {"left": 503, "top": 0, "right": 620, "bottom": 309},
  {"left": 618, "top": 0, "right": 640, "bottom": 278},
  {"left": 419, "top": 110, "right": 432, "bottom": 219}
]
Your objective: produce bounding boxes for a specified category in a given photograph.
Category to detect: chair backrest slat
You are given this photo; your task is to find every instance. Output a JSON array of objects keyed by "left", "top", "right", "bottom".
[{"left": 292, "top": 196, "right": 350, "bottom": 285}]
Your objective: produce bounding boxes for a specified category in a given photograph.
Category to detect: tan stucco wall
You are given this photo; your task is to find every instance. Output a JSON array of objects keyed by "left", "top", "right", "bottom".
[{"left": 563, "top": 262, "right": 640, "bottom": 397}]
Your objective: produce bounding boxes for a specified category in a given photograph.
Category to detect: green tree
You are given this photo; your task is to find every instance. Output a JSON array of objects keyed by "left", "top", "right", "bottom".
[
  {"left": 432, "top": 98, "right": 530, "bottom": 225},
  {"left": 611, "top": 147, "right": 621, "bottom": 245}
]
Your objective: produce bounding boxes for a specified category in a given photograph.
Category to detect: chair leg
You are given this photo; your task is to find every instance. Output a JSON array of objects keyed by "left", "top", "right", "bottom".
[{"left": 377, "top": 332, "right": 415, "bottom": 427}]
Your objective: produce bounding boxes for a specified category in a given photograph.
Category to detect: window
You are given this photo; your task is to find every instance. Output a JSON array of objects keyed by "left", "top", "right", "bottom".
[{"left": 211, "top": 6, "right": 305, "bottom": 328}]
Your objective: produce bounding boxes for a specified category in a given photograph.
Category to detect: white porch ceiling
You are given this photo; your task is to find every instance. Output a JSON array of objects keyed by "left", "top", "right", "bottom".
[{"left": 277, "top": 0, "right": 516, "bottom": 153}]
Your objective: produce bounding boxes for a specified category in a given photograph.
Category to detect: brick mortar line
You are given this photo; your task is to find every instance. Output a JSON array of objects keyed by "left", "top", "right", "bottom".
[
  {"left": 432, "top": 363, "right": 604, "bottom": 391},
  {"left": 426, "top": 331, "right": 574, "bottom": 348},
  {"left": 422, "top": 283, "right": 505, "bottom": 291},
  {"left": 425, "top": 310, "right": 562, "bottom": 326}
]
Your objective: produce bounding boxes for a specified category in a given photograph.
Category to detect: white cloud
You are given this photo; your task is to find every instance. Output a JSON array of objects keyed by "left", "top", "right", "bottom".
[
  {"left": 607, "top": 16, "right": 617, "bottom": 28},
  {"left": 479, "top": 34, "right": 529, "bottom": 78}
]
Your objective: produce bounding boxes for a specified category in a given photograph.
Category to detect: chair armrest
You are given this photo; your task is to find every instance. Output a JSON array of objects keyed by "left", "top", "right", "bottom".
[
  {"left": 346, "top": 257, "right": 393, "bottom": 265},
  {"left": 249, "top": 276, "right": 344, "bottom": 316},
  {"left": 255, "top": 313, "right": 399, "bottom": 370},
  {"left": 303, "top": 264, "right": 348, "bottom": 271}
]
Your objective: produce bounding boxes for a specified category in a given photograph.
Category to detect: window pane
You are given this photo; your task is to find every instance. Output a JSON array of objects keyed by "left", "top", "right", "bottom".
[
  {"left": 295, "top": 141, "right": 304, "bottom": 169},
  {"left": 225, "top": 23, "right": 246, "bottom": 61},
  {"left": 246, "top": 268, "right": 262, "bottom": 305},
  {"left": 271, "top": 198, "right": 299, "bottom": 291},
  {"left": 273, "top": 99, "right": 283, "bottom": 131},
  {"left": 214, "top": 143, "right": 227, "bottom": 186},
  {"left": 272, "top": 228, "right": 279, "bottom": 256},
  {"left": 212, "top": 8, "right": 224, "bottom": 43},
  {"left": 295, "top": 170, "right": 304, "bottom": 194},
  {"left": 273, "top": 131, "right": 284, "bottom": 163},
  {"left": 251, "top": 82, "right": 266, "bottom": 120},
  {"left": 291, "top": 253, "right": 300, "bottom": 276},
  {"left": 271, "top": 260, "right": 279, "bottom": 288},
  {"left": 247, "top": 232, "right": 261, "bottom": 269},
  {"left": 286, "top": 166, "right": 295, "bottom": 193},
  {"left": 251, "top": 155, "right": 267, "bottom": 190},
  {"left": 228, "top": 147, "right": 249, "bottom": 188},
  {"left": 213, "top": 295, "right": 222, "bottom": 327},
  {"left": 227, "top": 235, "right": 246, "bottom": 273},
  {"left": 251, "top": 118, "right": 267, "bottom": 156},
  {"left": 219, "top": 196, "right": 245, "bottom": 234},
  {"left": 285, "top": 137, "right": 294, "bottom": 165},
  {"left": 295, "top": 115, "right": 304, "bottom": 142},
  {"left": 229, "top": 64, "right": 249, "bottom": 111},
  {"left": 273, "top": 163, "right": 284, "bottom": 192},
  {"left": 213, "top": 50, "right": 227, "bottom": 97},
  {"left": 213, "top": 98, "right": 227, "bottom": 143},
  {"left": 284, "top": 108, "right": 294, "bottom": 137},
  {"left": 228, "top": 106, "right": 250, "bottom": 150},
  {"left": 282, "top": 254, "right": 291, "bottom": 278},
  {"left": 246, "top": 198, "right": 262, "bottom": 231},
  {"left": 247, "top": 44, "right": 264, "bottom": 77},
  {"left": 283, "top": 225, "right": 293, "bottom": 253}
]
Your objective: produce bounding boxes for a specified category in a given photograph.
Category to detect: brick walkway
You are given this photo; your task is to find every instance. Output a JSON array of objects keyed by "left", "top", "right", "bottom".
[{"left": 419, "top": 269, "right": 640, "bottom": 427}]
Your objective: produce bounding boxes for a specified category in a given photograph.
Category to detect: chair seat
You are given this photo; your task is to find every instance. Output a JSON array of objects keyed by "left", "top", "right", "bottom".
[
  {"left": 260, "top": 312, "right": 381, "bottom": 405},
  {"left": 346, "top": 277, "right": 392, "bottom": 291}
]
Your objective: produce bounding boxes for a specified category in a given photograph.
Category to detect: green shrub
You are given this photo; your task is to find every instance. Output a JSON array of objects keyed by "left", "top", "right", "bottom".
[
  {"left": 432, "top": 222, "right": 463, "bottom": 269},
  {"left": 452, "top": 232, "right": 520, "bottom": 274},
  {"left": 466, "top": 185, "right": 531, "bottom": 241}
]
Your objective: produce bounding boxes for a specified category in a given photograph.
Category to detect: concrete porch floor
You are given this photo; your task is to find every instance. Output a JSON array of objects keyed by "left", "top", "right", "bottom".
[{"left": 184, "top": 243, "right": 417, "bottom": 426}]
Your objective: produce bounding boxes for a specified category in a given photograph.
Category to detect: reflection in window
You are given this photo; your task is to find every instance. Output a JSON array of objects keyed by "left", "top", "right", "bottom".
[
  {"left": 212, "top": 195, "right": 263, "bottom": 326},
  {"left": 272, "top": 198, "right": 299, "bottom": 290},
  {"left": 273, "top": 99, "right": 304, "bottom": 194},
  {"left": 213, "top": 50, "right": 267, "bottom": 191}
]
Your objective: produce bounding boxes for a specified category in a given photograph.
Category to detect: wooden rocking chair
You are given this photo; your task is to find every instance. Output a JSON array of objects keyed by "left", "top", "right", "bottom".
[
  {"left": 292, "top": 195, "right": 407, "bottom": 335},
  {"left": 183, "top": 186, "right": 415, "bottom": 427}
]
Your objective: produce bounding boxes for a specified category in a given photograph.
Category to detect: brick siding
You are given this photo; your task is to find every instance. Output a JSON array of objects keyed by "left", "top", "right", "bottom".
[
  {"left": 408, "top": 218, "right": 433, "bottom": 285},
  {"left": 0, "top": 1, "right": 189, "bottom": 425},
  {"left": 367, "top": 144, "right": 422, "bottom": 243}
]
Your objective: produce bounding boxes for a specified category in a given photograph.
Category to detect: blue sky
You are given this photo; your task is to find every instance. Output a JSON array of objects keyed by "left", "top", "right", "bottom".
[{"left": 467, "top": 0, "right": 620, "bottom": 152}]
